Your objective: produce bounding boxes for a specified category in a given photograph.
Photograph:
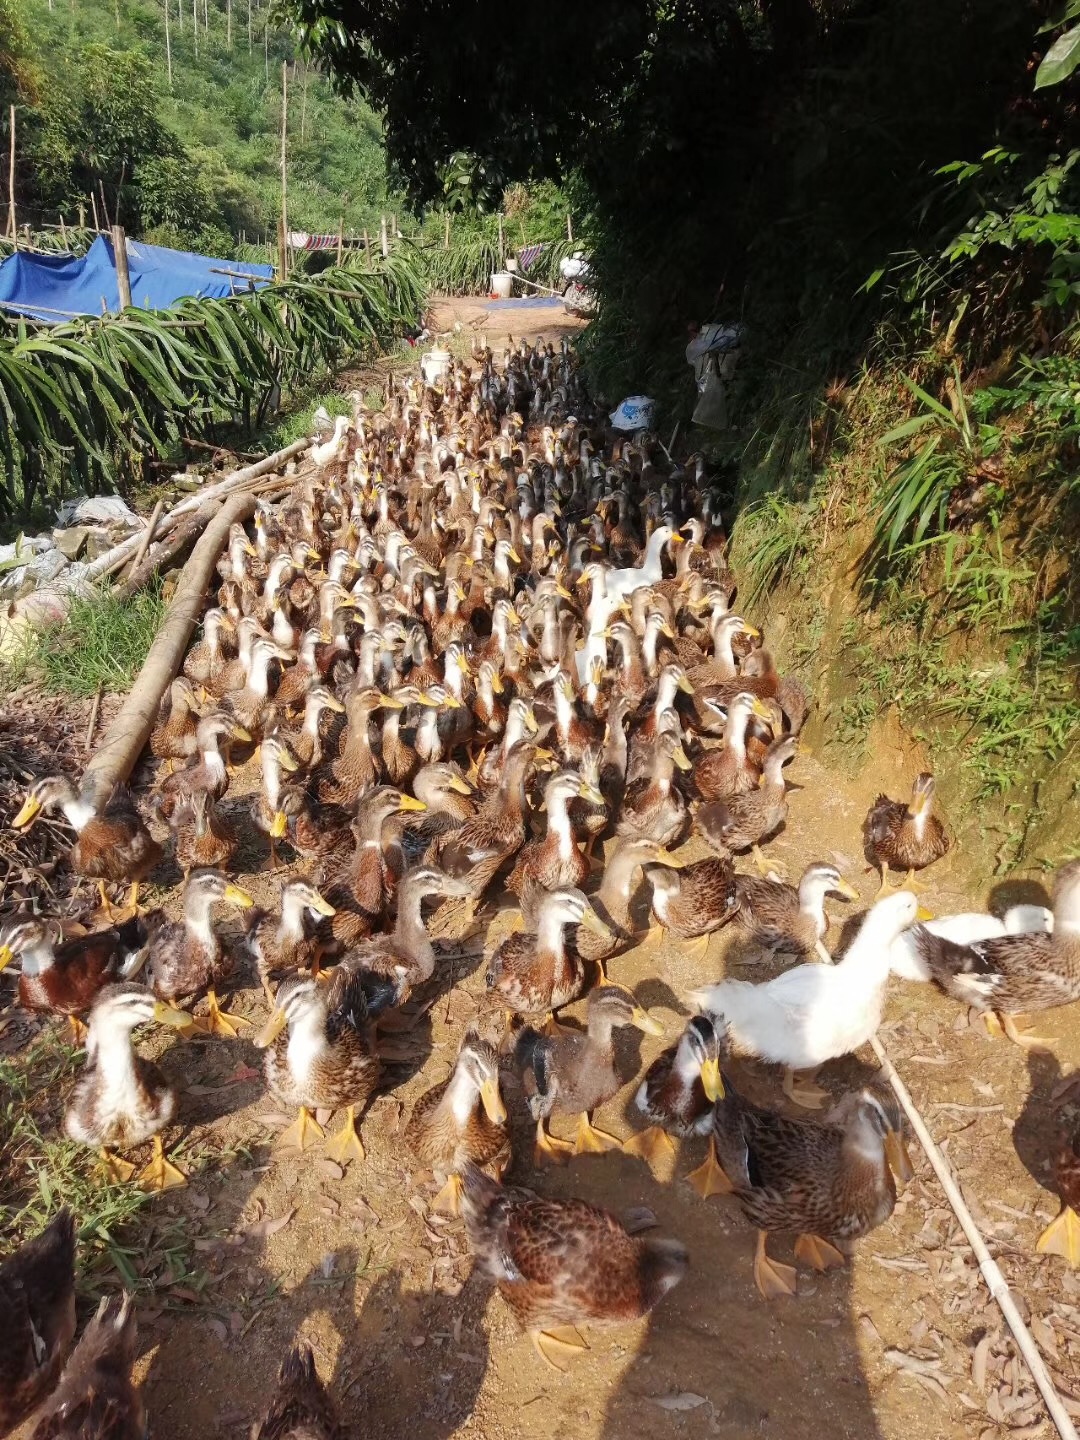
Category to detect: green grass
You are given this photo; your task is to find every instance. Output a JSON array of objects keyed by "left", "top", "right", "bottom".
[
  {"left": 1, "top": 1029, "right": 234, "bottom": 1304},
  {"left": 2, "top": 581, "right": 166, "bottom": 698}
]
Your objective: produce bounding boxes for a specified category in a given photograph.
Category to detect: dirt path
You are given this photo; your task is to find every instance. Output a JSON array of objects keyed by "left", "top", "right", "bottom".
[
  {"left": 5, "top": 305, "right": 1080, "bottom": 1440},
  {"left": 427, "top": 294, "right": 588, "bottom": 348}
]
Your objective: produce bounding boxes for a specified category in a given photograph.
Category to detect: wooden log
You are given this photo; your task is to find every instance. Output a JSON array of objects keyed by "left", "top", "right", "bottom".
[
  {"left": 7, "top": 104, "right": 15, "bottom": 242},
  {"left": 81, "top": 489, "right": 258, "bottom": 811},
  {"left": 113, "top": 505, "right": 210, "bottom": 601},
  {"left": 72, "top": 436, "right": 311, "bottom": 588},
  {"left": 122, "top": 498, "right": 164, "bottom": 583},
  {"left": 112, "top": 226, "right": 132, "bottom": 309}
]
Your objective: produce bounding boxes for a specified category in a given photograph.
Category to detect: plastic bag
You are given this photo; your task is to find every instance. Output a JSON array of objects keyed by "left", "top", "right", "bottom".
[
  {"left": 609, "top": 396, "right": 656, "bottom": 432},
  {"left": 692, "top": 360, "right": 728, "bottom": 430}
]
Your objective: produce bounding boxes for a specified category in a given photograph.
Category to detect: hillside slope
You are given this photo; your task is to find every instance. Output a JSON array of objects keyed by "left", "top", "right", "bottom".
[{"left": 7, "top": 0, "right": 399, "bottom": 250}]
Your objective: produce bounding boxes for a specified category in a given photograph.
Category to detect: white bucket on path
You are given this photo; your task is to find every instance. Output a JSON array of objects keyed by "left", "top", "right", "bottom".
[
  {"left": 421, "top": 348, "right": 451, "bottom": 386},
  {"left": 491, "top": 271, "right": 514, "bottom": 299}
]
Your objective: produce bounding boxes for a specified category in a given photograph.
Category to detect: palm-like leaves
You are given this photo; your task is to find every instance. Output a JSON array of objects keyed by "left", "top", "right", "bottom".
[{"left": 0, "top": 253, "right": 426, "bottom": 512}]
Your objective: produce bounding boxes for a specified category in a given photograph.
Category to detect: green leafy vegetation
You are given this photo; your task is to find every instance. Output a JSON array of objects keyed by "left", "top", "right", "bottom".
[
  {"left": 33, "top": 581, "right": 166, "bottom": 697},
  {"left": 3, "top": 0, "right": 401, "bottom": 251},
  {"left": 0, "top": 252, "right": 425, "bottom": 510}
]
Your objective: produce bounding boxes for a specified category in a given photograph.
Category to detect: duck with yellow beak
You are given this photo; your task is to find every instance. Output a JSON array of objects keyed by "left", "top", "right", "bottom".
[
  {"left": 627, "top": 1015, "right": 727, "bottom": 1180},
  {"left": 514, "top": 985, "right": 664, "bottom": 1163},
  {"left": 63, "top": 982, "right": 193, "bottom": 1190},
  {"left": 142, "top": 870, "right": 254, "bottom": 1038},
  {"left": 405, "top": 1031, "right": 510, "bottom": 1214},
  {"left": 255, "top": 968, "right": 400, "bottom": 1163},
  {"left": 710, "top": 1081, "right": 915, "bottom": 1300}
]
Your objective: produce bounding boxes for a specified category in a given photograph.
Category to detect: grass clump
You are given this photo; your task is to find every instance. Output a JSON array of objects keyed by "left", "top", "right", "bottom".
[{"left": 3, "top": 581, "right": 166, "bottom": 698}]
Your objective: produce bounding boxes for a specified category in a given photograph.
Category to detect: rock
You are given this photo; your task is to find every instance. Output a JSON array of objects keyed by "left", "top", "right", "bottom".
[
  {"left": 83, "top": 528, "right": 118, "bottom": 561},
  {"left": 53, "top": 526, "right": 91, "bottom": 561}
]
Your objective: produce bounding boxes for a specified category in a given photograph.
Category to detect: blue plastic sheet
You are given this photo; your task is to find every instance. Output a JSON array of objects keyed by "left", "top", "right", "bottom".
[{"left": 0, "top": 235, "right": 272, "bottom": 323}]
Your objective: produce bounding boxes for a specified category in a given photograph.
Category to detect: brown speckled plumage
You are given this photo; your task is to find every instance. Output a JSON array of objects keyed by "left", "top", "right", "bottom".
[{"left": 0, "top": 1211, "right": 76, "bottom": 1436}]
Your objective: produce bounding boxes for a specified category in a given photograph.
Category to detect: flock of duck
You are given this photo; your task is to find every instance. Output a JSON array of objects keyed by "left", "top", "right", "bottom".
[{"left": 2, "top": 334, "right": 1080, "bottom": 1436}]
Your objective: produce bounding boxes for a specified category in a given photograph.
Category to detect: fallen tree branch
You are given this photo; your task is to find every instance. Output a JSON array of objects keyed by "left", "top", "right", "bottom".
[
  {"left": 80, "top": 489, "right": 258, "bottom": 811},
  {"left": 67, "top": 436, "right": 312, "bottom": 590},
  {"left": 112, "top": 504, "right": 214, "bottom": 601}
]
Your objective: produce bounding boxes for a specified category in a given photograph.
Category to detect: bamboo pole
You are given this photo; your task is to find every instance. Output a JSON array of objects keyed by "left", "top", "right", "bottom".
[
  {"left": 112, "top": 226, "right": 132, "bottom": 309},
  {"left": 72, "top": 438, "right": 312, "bottom": 588},
  {"left": 379, "top": 215, "right": 387, "bottom": 257},
  {"left": 566, "top": 213, "right": 573, "bottom": 242},
  {"left": 336, "top": 216, "right": 343, "bottom": 266},
  {"left": 80, "top": 491, "right": 260, "bottom": 812},
  {"left": 98, "top": 179, "right": 111, "bottom": 230},
  {"left": 123, "top": 498, "right": 163, "bottom": 581},
  {"left": 7, "top": 105, "right": 16, "bottom": 241},
  {"left": 498, "top": 212, "right": 504, "bottom": 268},
  {"left": 870, "top": 1034, "right": 1078, "bottom": 1440},
  {"left": 90, "top": 192, "right": 99, "bottom": 232},
  {"left": 226, "top": 0, "right": 232, "bottom": 49},
  {"left": 59, "top": 214, "right": 68, "bottom": 247},
  {"left": 247, "top": 0, "right": 251, "bottom": 51},
  {"left": 164, "top": 0, "right": 172, "bottom": 85},
  {"left": 444, "top": 212, "right": 450, "bottom": 249},
  {"left": 280, "top": 60, "right": 288, "bottom": 280}
]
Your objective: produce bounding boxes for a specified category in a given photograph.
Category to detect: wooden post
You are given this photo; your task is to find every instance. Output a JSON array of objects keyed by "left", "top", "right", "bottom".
[
  {"left": 362, "top": 226, "right": 369, "bottom": 257},
  {"left": 566, "top": 213, "right": 573, "bottom": 242},
  {"left": 498, "top": 212, "right": 505, "bottom": 267},
  {"left": 112, "top": 226, "right": 132, "bottom": 309},
  {"left": 279, "top": 61, "right": 288, "bottom": 280},
  {"left": 336, "top": 216, "right": 343, "bottom": 266},
  {"left": 277, "top": 216, "right": 287, "bottom": 281},
  {"left": 124, "top": 498, "right": 164, "bottom": 582},
  {"left": 379, "top": 214, "right": 387, "bottom": 257},
  {"left": 443, "top": 211, "right": 450, "bottom": 249},
  {"left": 164, "top": 0, "right": 172, "bottom": 85},
  {"left": 78, "top": 202, "right": 86, "bottom": 229},
  {"left": 99, "top": 179, "right": 111, "bottom": 229},
  {"left": 7, "top": 105, "right": 15, "bottom": 241},
  {"left": 59, "top": 214, "right": 68, "bottom": 247},
  {"left": 300, "top": 64, "right": 307, "bottom": 142},
  {"left": 390, "top": 212, "right": 396, "bottom": 246},
  {"left": 90, "top": 190, "right": 100, "bottom": 232}
]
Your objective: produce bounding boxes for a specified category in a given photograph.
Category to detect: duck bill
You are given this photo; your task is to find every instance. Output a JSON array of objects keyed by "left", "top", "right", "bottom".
[
  {"left": 254, "top": 1007, "right": 287, "bottom": 1049},
  {"left": 523, "top": 709, "right": 539, "bottom": 736},
  {"left": 672, "top": 746, "right": 693, "bottom": 772},
  {"left": 0, "top": 943, "right": 13, "bottom": 972},
  {"left": 651, "top": 846, "right": 684, "bottom": 869},
  {"left": 835, "top": 879, "right": 860, "bottom": 901},
  {"left": 12, "top": 795, "right": 41, "bottom": 830},
  {"left": 277, "top": 750, "right": 299, "bottom": 773},
  {"left": 700, "top": 1056, "right": 725, "bottom": 1102},
  {"left": 579, "top": 782, "right": 605, "bottom": 806},
  {"left": 448, "top": 774, "right": 474, "bottom": 795},
  {"left": 490, "top": 672, "right": 505, "bottom": 695},
  {"left": 631, "top": 1006, "right": 664, "bottom": 1037},
  {"left": 309, "top": 890, "right": 336, "bottom": 918},
  {"left": 379, "top": 695, "right": 406, "bottom": 710},
  {"left": 231, "top": 723, "right": 253, "bottom": 744},
  {"left": 325, "top": 696, "right": 346, "bottom": 713},
  {"left": 884, "top": 1129, "right": 915, "bottom": 1185},
  {"left": 480, "top": 1076, "right": 508, "bottom": 1125},
  {"left": 581, "top": 908, "right": 613, "bottom": 939},
  {"left": 153, "top": 1001, "right": 193, "bottom": 1029},
  {"left": 915, "top": 904, "right": 934, "bottom": 922},
  {"left": 397, "top": 795, "right": 427, "bottom": 813},
  {"left": 677, "top": 674, "right": 695, "bottom": 694},
  {"left": 270, "top": 810, "right": 288, "bottom": 840},
  {"left": 224, "top": 884, "right": 255, "bottom": 909},
  {"left": 506, "top": 547, "right": 521, "bottom": 564}
]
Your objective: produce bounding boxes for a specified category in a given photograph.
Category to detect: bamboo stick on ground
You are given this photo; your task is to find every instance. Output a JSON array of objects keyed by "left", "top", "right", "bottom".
[{"left": 80, "top": 489, "right": 259, "bottom": 811}]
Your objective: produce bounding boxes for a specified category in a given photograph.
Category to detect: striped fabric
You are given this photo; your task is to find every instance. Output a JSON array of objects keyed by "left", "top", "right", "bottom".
[
  {"left": 517, "top": 243, "right": 545, "bottom": 273},
  {"left": 287, "top": 232, "right": 342, "bottom": 252}
]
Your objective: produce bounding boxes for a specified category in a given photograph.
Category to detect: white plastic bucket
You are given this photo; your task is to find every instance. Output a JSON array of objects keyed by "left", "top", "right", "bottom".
[
  {"left": 421, "top": 348, "right": 451, "bottom": 386},
  {"left": 491, "top": 271, "right": 514, "bottom": 299}
]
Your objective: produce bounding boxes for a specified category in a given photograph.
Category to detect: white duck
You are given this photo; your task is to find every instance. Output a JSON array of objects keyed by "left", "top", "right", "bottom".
[
  {"left": 310, "top": 414, "right": 350, "bottom": 469},
  {"left": 890, "top": 903, "right": 1054, "bottom": 981},
  {"left": 690, "top": 891, "right": 924, "bottom": 1109},
  {"left": 603, "top": 523, "right": 682, "bottom": 605}
]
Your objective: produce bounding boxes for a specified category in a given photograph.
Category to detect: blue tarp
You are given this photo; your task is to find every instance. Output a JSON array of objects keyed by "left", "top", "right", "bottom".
[{"left": 0, "top": 235, "right": 273, "bottom": 323}]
